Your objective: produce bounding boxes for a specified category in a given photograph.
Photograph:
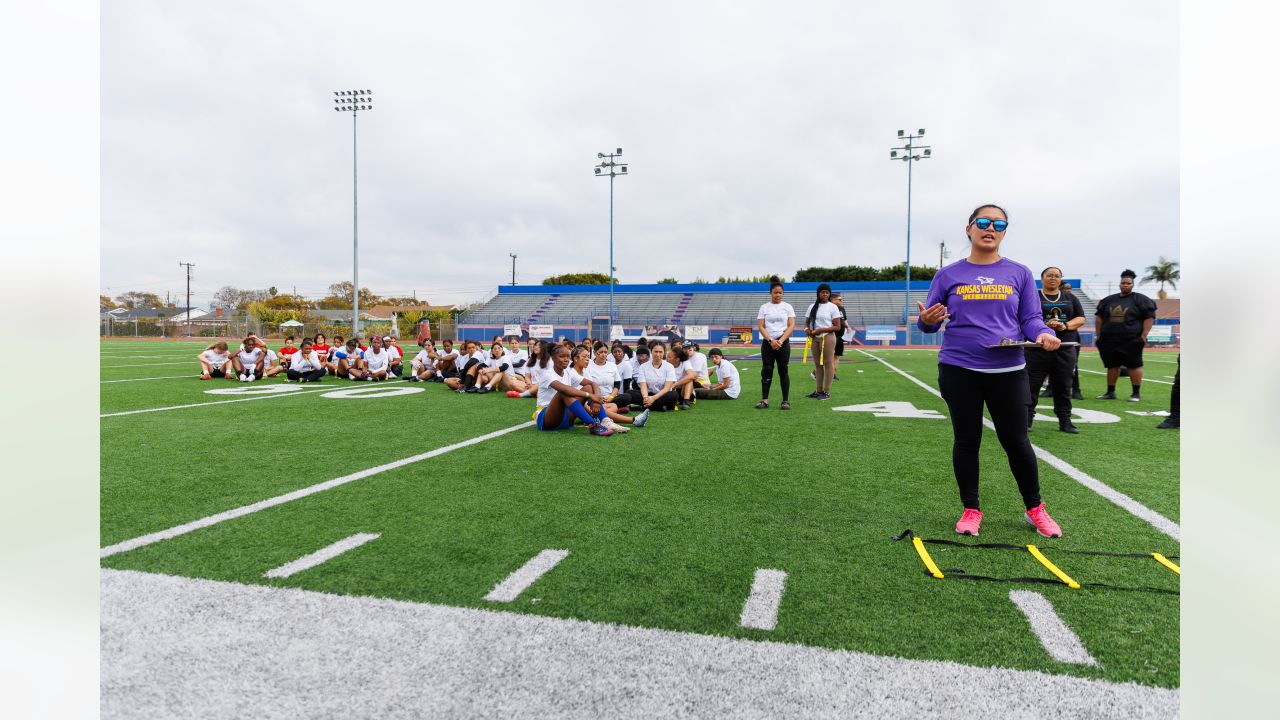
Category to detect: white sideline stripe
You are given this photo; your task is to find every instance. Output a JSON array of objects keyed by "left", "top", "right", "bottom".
[
  {"left": 102, "top": 569, "right": 1179, "bottom": 719},
  {"left": 100, "top": 355, "right": 201, "bottom": 359},
  {"left": 101, "top": 375, "right": 191, "bottom": 384},
  {"left": 102, "top": 361, "right": 200, "bottom": 368},
  {"left": 857, "top": 350, "right": 1180, "bottom": 541},
  {"left": 1008, "top": 590, "right": 1099, "bottom": 666},
  {"left": 739, "top": 568, "right": 787, "bottom": 631},
  {"left": 263, "top": 533, "right": 381, "bottom": 579},
  {"left": 484, "top": 549, "right": 570, "bottom": 602},
  {"left": 100, "top": 387, "right": 330, "bottom": 417},
  {"left": 99, "top": 421, "right": 535, "bottom": 558},
  {"left": 1078, "top": 367, "right": 1173, "bottom": 385}
]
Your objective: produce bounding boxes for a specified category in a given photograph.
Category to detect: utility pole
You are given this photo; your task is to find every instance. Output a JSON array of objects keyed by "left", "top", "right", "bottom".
[
  {"left": 179, "top": 261, "right": 195, "bottom": 336},
  {"left": 594, "top": 148, "right": 628, "bottom": 327},
  {"left": 509, "top": 253, "right": 518, "bottom": 285},
  {"left": 938, "top": 241, "right": 949, "bottom": 269},
  {"left": 333, "top": 88, "right": 374, "bottom": 337},
  {"left": 889, "top": 129, "right": 932, "bottom": 345}
]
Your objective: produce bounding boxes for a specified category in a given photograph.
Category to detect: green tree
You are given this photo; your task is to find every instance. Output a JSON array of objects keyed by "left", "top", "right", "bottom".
[
  {"left": 321, "top": 281, "right": 382, "bottom": 308},
  {"left": 115, "top": 291, "right": 164, "bottom": 309},
  {"left": 541, "top": 273, "right": 616, "bottom": 285},
  {"left": 715, "top": 275, "right": 781, "bottom": 284},
  {"left": 100, "top": 295, "right": 117, "bottom": 310},
  {"left": 656, "top": 278, "right": 678, "bottom": 284},
  {"left": 1141, "top": 257, "right": 1180, "bottom": 299}
]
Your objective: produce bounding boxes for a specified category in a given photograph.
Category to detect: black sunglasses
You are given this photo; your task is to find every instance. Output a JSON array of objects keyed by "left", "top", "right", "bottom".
[{"left": 971, "top": 218, "right": 1009, "bottom": 232}]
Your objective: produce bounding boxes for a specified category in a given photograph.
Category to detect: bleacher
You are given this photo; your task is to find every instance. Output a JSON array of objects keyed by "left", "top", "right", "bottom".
[{"left": 459, "top": 280, "right": 1099, "bottom": 334}]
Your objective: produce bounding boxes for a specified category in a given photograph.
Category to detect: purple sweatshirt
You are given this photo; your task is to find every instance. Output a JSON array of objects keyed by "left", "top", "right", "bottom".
[{"left": 918, "top": 258, "right": 1054, "bottom": 371}]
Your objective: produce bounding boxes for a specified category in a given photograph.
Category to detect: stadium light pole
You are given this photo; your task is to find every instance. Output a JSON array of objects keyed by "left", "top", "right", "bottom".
[
  {"left": 179, "top": 261, "right": 194, "bottom": 336},
  {"left": 333, "top": 89, "right": 373, "bottom": 338},
  {"left": 509, "top": 253, "right": 517, "bottom": 285},
  {"left": 889, "top": 129, "right": 931, "bottom": 344},
  {"left": 594, "top": 148, "right": 628, "bottom": 328}
]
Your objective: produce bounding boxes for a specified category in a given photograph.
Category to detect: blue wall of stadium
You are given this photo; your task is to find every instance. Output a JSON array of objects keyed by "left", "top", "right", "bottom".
[{"left": 498, "top": 281, "right": 934, "bottom": 295}]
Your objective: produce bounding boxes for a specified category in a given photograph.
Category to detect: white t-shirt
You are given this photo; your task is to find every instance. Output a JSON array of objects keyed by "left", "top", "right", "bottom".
[
  {"left": 614, "top": 356, "right": 635, "bottom": 381},
  {"left": 712, "top": 358, "right": 741, "bottom": 398},
  {"left": 486, "top": 353, "right": 509, "bottom": 370},
  {"left": 289, "top": 350, "right": 323, "bottom": 372},
  {"left": 537, "top": 364, "right": 583, "bottom": 407},
  {"left": 201, "top": 349, "right": 229, "bottom": 368},
  {"left": 584, "top": 359, "right": 619, "bottom": 391},
  {"left": 385, "top": 345, "right": 402, "bottom": 362},
  {"left": 683, "top": 352, "right": 710, "bottom": 382},
  {"left": 438, "top": 348, "right": 459, "bottom": 366},
  {"left": 636, "top": 360, "right": 678, "bottom": 394},
  {"left": 364, "top": 348, "right": 390, "bottom": 372},
  {"left": 236, "top": 348, "right": 264, "bottom": 368},
  {"left": 412, "top": 349, "right": 434, "bottom": 368},
  {"left": 507, "top": 349, "right": 530, "bottom": 375},
  {"left": 805, "top": 301, "right": 842, "bottom": 331},
  {"left": 758, "top": 301, "right": 796, "bottom": 340}
]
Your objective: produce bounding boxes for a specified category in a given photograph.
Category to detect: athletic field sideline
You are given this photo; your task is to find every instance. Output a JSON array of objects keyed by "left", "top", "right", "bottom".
[{"left": 101, "top": 339, "right": 1179, "bottom": 708}]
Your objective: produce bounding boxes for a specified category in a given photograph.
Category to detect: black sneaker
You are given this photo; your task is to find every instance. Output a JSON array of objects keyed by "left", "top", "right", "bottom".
[
  {"left": 1096, "top": 392, "right": 1117, "bottom": 400},
  {"left": 755, "top": 401, "right": 769, "bottom": 409},
  {"left": 817, "top": 392, "right": 830, "bottom": 400},
  {"left": 679, "top": 401, "right": 691, "bottom": 410},
  {"left": 806, "top": 391, "right": 820, "bottom": 399},
  {"left": 1059, "top": 420, "right": 1080, "bottom": 434},
  {"left": 1128, "top": 394, "right": 1141, "bottom": 402},
  {"left": 476, "top": 386, "right": 490, "bottom": 394},
  {"left": 1071, "top": 390, "right": 1084, "bottom": 400},
  {"left": 1156, "top": 417, "right": 1180, "bottom": 429},
  {"left": 465, "top": 386, "right": 479, "bottom": 393},
  {"left": 780, "top": 401, "right": 791, "bottom": 410}
]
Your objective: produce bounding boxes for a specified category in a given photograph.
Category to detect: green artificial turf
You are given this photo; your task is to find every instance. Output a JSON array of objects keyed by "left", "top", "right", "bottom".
[{"left": 100, "top": 340, "right": 1180, "bottom": 688}]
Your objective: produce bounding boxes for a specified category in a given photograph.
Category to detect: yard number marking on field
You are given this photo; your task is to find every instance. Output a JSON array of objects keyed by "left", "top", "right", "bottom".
[
  {"left": 832, "top": 401, "right": 946, "bottom": 419},
  {"left": 1008, "top": 590, "right": 1098, "bottom": 666},
  {"left": 739, "top": 569, "right": 788, "bottom": 631},
  {"left": 100, "top": 386, "right": 330, "bottom": 417},
  {"left": 856, "top": 349, "right": 1180, "bottom": 541},
  {"left": 484, "top": 549, "right": 570, "bottom": 603},
  {"left": 263, "top": 533, "right": 381, "bottom": 579},
  {"left": 99, "top": 421, "right": 536, "bottom": 558}
]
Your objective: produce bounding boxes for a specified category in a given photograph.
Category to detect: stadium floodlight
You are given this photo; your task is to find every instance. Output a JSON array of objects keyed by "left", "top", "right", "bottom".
[
  {"left": 594, "top": 147, "right": 630, "bottom": 328},
  {"left": 330, "top": 87, "right": 375, "bottom": 337},
  {"left": 888, "top": 128, "right": 933, "bottom": 344}
]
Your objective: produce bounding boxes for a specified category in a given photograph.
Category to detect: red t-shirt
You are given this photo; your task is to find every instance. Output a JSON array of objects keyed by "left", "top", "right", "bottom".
[
  {"left": 279, "top": 346, "right": 300, "bottom": 358},
  {"left": 313, "top": 343, "right": 332, "bottom": 361}
]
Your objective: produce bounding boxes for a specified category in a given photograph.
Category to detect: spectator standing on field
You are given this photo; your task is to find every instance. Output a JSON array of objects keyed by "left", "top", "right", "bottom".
[
  {"left": 1094, "top": 269, "right": 1157, "bottom": 401},
  {"left": 756, "top": 275, "right": 795, "bottom": 410},
  {"left": 1157, "top": 356, "right": 1180, "bottom": 429},
  {"left": 1025, "top": 266, "right": 1085, "bottom": 434}
]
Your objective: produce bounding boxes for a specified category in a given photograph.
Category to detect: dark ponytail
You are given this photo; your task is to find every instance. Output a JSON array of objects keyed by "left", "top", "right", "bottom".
[
  {"left": 807, "top": 283, "right": 832, "bottom": 328},
  {"left": 769, "top": 275, "right": 784, "bottom": 291}
]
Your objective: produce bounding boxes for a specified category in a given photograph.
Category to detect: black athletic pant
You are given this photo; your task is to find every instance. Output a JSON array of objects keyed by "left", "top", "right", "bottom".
[
  {"left": 760, "top": 339, "right": 791, "bottom": 401},
  {"left": 645, "top": 389, "right": 680, "bottom": 411},
  {"left": 287, "top": 368, "right": 326, "bottom": 382},
  {"left": 1025, "top": 347, "right": 1076, "bottom": 422},
  {"left": 614, "top": 387, "right": 644, "bottom": 408},
  {"left": 938, "top": 363, "right": 1042, "bottom": 511},
  {"left": 460, "top": 358, "right": 481, "bottom": 388},
  {"left": 1168, "top": 356, "right": 1180, "bottom": 419}
]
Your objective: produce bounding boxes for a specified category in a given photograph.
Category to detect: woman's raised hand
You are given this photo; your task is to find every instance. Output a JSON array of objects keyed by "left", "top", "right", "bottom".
[{"left": 917, "top": 301, "right": 950, "bottom": 325}]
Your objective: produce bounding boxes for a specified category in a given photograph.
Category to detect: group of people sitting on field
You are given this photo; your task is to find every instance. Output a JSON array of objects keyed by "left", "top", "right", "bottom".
[
  {"left": 197, "top": 333, "right": 404, "bottom": 383},
  {"left": 195, "top": 331, "right": 742, "bottom": 438}
]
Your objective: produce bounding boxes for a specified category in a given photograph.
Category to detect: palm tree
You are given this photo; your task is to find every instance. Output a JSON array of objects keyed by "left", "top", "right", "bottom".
[{"left": 1142, "top": 257, "right": 1180, "bottom": 300}]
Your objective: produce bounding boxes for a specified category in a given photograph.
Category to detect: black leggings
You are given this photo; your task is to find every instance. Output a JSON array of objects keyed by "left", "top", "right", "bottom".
[
  {"left": 287, "top": 368, "right": 326, "bottom": 382},
  {"left": 937, "top": 363, "right": 1041, "bottom": 511},
  {"left": 1025, "top": 347, "right": 1076, "bottom": 421},
  {"left": 760, "top": 339, "right": 791, "bottom": 401}
]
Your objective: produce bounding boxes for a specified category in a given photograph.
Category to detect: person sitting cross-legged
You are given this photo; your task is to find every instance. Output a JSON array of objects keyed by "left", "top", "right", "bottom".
[{"left": 286, "top": 338, "right": 327, "bottom": 383}]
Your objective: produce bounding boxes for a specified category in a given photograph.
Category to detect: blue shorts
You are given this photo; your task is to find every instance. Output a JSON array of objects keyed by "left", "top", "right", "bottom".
[{"left": 536, "top": 406, "right": 574, "bottom": 431}]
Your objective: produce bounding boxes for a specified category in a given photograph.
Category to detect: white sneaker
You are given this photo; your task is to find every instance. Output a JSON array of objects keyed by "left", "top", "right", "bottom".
[{"left": 603, "top": 417, "right": 630, "bottom": 433}]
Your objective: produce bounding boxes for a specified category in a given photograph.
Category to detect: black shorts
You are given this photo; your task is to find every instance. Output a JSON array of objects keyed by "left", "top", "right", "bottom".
[
  {"left": 209, "top": 366, "right": 226, "bottom": 378},
  {"left": 1096, "top": 337, "right": 1144, "bottom": 369},
  {"left": 835, "top": 335, "right": 845, "bottom": 356}
]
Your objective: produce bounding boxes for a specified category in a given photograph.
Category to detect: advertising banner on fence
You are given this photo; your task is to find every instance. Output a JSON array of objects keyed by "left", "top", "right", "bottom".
[
  {"left": 528, "top": 324, "right": 554, "bottom": 339},
  {"left": 683, "top": 325, "right": 709, "bottom": 340},
  {"left": 643, "top": 324, "right": 683, "bottom": 342},
  {"left": 865, "top": 325, "right": 897, "bottom": 342},
  {"left": 503, "top": 324, "right": 525, "bottom": 338},
  {"left": 728, "top": 326, "right": 755, "bottom": 344},
  {"left": 609, "top": 325, "right": 626, "bottom": 341}
]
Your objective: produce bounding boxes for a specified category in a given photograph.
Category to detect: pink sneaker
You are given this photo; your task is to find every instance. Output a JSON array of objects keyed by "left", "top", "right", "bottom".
[
  {"left": 506, "top": 390, "right": 521, "bottom": 398},
  {"left": 955, "top": 508, "right": 983, "bottom": 536},
  {"left": 588, "top": 422, "right": 614, "bottom": 437},
  {"left": 1025, "top": 503, "right": 1063, "bottom": 538}
]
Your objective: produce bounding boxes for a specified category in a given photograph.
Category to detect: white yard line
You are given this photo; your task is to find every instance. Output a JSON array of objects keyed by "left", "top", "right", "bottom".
[
  {"left": 101, "top": 375, "right": 192, "bottom": 384},
  {"left": 263, "top": 533, "right": 381, "bottom": 579},
  {"left": 1078, "top": 367, "right": 1173, "bottom": 385},
  {"left": 100, "top": 387, "right": 328, "bottom": 417},
  {"left": 1008, "top": 591, "right": 1099, "bottom": 666},
  {"left": 484, "top": 549, "right": 570, "bottom": 602},
  {"left": 100, "top": 355, "right": 202, "bottom": 359},
  {"left": 739, "top": 568, "right": 788, "bottom": 631},
  {"left": 857, "top": 350, "right": 1180, "bottom": 541},
  {"left": 99, "top": 421, "right": 534, "bottom": 558},
  {"left": 102, "top": 569, "right": 1178, "bottom": 719}
]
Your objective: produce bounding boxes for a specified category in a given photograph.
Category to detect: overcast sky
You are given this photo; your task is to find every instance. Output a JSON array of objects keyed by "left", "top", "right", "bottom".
[{"left": 102, "top": 0, "right": 1178, "bottom": 307}]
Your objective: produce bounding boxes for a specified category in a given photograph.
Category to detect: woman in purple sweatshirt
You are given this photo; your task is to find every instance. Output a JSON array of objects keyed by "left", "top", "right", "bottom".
[{"left": 916, "top": 204, "right": 1065, "bottom": 539}]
